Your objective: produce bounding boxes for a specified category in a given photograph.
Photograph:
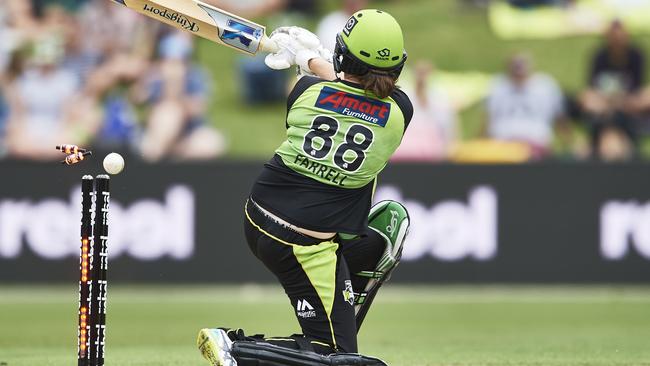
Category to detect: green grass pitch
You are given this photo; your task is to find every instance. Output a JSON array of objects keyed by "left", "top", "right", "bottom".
[{"left": 1, "top": 285, "right": 650, "bottom": 366}]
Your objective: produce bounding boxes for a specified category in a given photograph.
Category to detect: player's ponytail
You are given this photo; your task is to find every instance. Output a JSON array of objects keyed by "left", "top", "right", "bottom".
[{"left": 357, "top": 71, "right": 398, "bottom": 99}]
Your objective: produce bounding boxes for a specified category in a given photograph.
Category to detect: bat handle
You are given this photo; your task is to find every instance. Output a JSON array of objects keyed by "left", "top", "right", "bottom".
[{"left": 259, "top": 35, "right": 280, "bottom": 54}]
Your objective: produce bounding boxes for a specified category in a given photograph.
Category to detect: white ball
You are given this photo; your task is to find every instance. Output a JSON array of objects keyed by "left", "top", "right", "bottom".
[{"left": 103, "top": 153, "right": 125, "bottom": 175}]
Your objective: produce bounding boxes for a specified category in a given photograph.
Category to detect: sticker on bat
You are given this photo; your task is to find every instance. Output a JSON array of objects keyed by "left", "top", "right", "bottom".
[
  {"left": 142, "top": 4, "right": 200, "bottom": 32},
  {"left": 197, "top": 3, "right": 264, "bottom": 54}
]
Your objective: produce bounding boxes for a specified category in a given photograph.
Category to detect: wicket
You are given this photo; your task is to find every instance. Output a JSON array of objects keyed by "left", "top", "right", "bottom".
[{"left": 78, "top": 175, "right": 110, "bottom": 366}]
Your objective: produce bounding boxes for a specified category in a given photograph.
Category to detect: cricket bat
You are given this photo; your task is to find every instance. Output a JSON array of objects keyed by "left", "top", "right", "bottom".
[{"left": 109, "top": 0, "right": 279, "bottom": 55}]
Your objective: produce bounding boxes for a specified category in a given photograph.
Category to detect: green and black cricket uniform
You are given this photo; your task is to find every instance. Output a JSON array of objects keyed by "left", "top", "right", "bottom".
[{"left": 244, "top": 76, "right": 413, "bottom": 354}]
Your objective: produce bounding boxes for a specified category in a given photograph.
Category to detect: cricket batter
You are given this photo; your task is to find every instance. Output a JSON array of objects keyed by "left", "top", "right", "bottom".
[{"left": 198, "top": 9, "right": 413, "bottom": 366}]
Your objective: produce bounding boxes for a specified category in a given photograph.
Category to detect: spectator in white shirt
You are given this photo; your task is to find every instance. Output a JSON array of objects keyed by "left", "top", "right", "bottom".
[
  {"left": 484, "top": 54, "right": 569, "bottom": 159},
  {"left": 5, "top": 38, "right": 80, "bottom": 160},
  {"left": 316, "top": 0, "right": 367, "bottom": 52},
  {"left": 392, "top": 60, "right": 458, "bottom": 162}
]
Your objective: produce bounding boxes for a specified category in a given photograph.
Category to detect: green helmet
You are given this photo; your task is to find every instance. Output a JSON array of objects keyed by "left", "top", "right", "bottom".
[{"left": 333, "top": 9, "right": 407, "bottom": 77}]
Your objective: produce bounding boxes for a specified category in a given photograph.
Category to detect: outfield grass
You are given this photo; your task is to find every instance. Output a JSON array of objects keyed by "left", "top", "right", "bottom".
[
  {"left": 197, "top": 0, "right": 650, "bottom": 158},
  {"left": 1, "top": 285, "right": 650, "bottom": 365}
]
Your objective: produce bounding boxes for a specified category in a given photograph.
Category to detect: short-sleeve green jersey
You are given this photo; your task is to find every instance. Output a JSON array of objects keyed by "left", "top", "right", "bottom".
[
  {"left": 276, "top": 78, "right": 412, "bottom": 189},
  {"left": 250, "top": 77, "right": 413, "bottom": 234}
]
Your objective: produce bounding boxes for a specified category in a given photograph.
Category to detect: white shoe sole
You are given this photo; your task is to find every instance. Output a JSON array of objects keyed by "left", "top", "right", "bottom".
[{"left": 197, "top": 328, "right": 237, "bottom": 366}]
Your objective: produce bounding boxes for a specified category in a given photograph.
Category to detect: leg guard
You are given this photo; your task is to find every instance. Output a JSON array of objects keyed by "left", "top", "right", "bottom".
[
  {"left": 355, "top": 200, "right": 410, "bottom": 329},
  {"left": 232, "top": 341, "right": 388, "bottom": 366}
]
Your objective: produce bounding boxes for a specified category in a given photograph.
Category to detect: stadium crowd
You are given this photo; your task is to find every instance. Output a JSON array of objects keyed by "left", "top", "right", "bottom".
[
  {"left": 0, "top": 0, "right": 649, "bottom": 163},
  {"left": 0, "top": 0, "right": 225, "bottom": 162}
]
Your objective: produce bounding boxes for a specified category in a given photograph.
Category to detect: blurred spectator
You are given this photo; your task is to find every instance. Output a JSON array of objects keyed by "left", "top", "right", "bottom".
[
  {"left": 507, "top": 0, "right": 570, "bottom": 7},
  {"left": 0, "top": 72, "right": 8, "bottom": 158},
  {"left": 207, "top": 0, "right": 318, "bottom": 104},
  {"left": 61, "top": 14, "right": 101, "bottom": 84},
  {"left": 81, "top": 52, "right": 148, "bottom": 152},
  {"left": 34, "top": 0, "right": 89, "bottom": 13},
  {"left": 483, "top": 53, "right": 569, "bottom": 160},
  {"left": 0, "top": 0, "right": 227, "bottom": 162},
  {"left": 74, "top": 0, "right": 157, "bottom": 151},
  {"left": 79, "top": 0, "right": 147, "bottom": 56},
  {"left": 316, "top": 0, "right": 367, "bottom": 52},
  {"left": 240, "top": 57, "right": 288, "bottom": 104},
  {"left": 4, "top": 38, "right": 81, "bottom": 160},
  {"left": 206, "top": 0, "right": 317, "bottom": 22},
  {"left": 0, "top": 3, "right": 15, "bottom": 74},
  {"left": 212, "top": 0, "right": 320, "bottom": 98},
  {"left": 4, "top": 0, "right": 41, "bottom": 41},
  {"left": 579, "top": 20, "right": 645, "bottom": 160},
  {"left": 640, "top": 87, "right": 650, "bottom": 113},
  {"left": 598, "top": 126, "right": 634, "bottom": 162},
  {"left": 0, "top": 4, "right": 8, "bottom": 153},
  {"left": 132, "top": 30, "right": 226, "bottom": 162},
  {"left": 392, "top": 61, "right": 458, "bottom": 162}
]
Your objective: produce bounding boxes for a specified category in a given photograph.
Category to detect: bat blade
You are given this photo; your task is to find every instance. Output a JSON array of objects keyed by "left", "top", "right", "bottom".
[{"left": 110, "top": 0, "right": 278, "bottom": 55}]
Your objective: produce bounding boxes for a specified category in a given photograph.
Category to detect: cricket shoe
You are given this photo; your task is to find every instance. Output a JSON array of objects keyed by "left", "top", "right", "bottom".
[{"left": 197, "top": 328, "right": 237, "bottom": 366}]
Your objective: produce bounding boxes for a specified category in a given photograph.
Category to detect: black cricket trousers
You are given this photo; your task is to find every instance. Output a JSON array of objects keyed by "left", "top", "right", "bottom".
[{"left": 243, "top": 199, "right": 384, "bottom": 354}]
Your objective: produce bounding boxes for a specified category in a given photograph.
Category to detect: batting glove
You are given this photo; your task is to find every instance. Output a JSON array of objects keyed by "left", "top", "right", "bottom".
[{"left": 264, "top": 26, "right": 322, "bottom": 72}]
